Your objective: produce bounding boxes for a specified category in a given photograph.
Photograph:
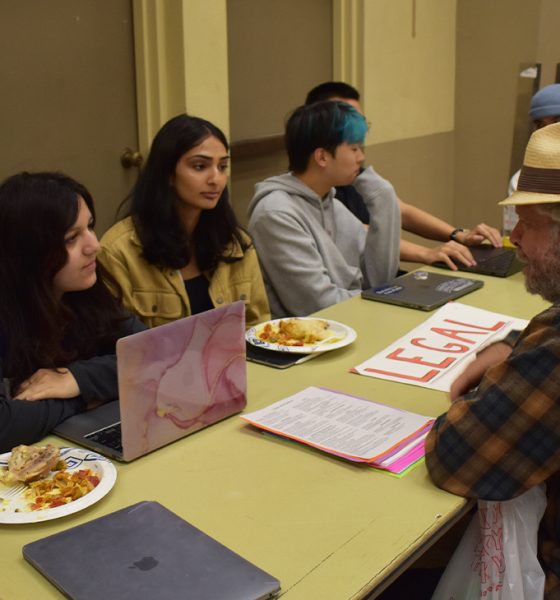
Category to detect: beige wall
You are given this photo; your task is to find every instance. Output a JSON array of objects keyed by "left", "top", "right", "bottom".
[
  {"left": 135, "top": 0, "right": 560, "bottom": 239},
  {"left": 365, "top": 132, "right": 455, "bottom": 249},
  {"left": 0, "top": 1, "right": 139, "bottom": 236},
  {"left": 227, "top": 0, "right": 332, "bottom": 142},
  {"left": 362, "top": 0, "right": 456, "bottom": 144},
  {"left": 537, "top": 0, "right": 560, "bottom": 86},
  {"left": 4, "top": 2, "right": 558, "bottom": 241},
  {"left": 226, "top": 0, "right": 560, "bottom": 246},
  {"left": 227, "top": 0, "right": 456, "bottom": 228},
  {"left": 453, "top": 0, "right": 547, "bottom": 230},
  {"left": 356, "top": 0, "right": 456, "bottom": 249},
  {"left": 227, "top": 0, "right": 332, "bottom": 223},
  {"left": 133, "top": 0, "right": 230, "bottom": 152},
  {"left": 359, "top": 0, "right": 560, "bottom": 240}
]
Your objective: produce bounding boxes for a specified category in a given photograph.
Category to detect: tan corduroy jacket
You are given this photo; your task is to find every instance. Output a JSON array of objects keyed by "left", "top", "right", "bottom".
[{"left": 99, "top": 217, "right": 270, "bottom": 328}]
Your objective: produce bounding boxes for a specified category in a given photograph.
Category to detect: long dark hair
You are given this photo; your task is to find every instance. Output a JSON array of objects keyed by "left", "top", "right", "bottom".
[
  {"left": 0, "top": 172, "right": 127, "bottom": 388},
  {"left": 123, "top": 114, "right": 249, "bottom": 271}
]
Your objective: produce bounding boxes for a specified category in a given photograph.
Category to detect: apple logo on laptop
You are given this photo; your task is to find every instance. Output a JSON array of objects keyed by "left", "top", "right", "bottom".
[{"left": 130, "top": 556, "right": 159, "bottom": 571}]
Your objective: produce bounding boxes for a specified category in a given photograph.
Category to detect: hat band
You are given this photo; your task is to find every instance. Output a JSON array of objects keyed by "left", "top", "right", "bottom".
[{"left": 518, "top": 165, "right": 560, "bottom": 194}]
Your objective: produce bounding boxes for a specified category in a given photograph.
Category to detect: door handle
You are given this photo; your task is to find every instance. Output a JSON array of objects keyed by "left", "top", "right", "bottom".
[{"left": 121, "top": 148, "right": 144, "bottom": 169}]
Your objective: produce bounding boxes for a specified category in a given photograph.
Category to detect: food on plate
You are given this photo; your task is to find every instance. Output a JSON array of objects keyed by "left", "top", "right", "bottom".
[
  {"left": 0, "top": 444, "right": 61, "bottom": 484},
  {"left": 24, "top": 468, "right": 100, "bottom": 511},
  {"left": 257, "top": 318, "right": 332, "bottom": 346},
  {"left": 279, "top": 319, "right": 330, "bottom": 342},
  {"left": 0, "top": 444, "right": 102, "bottom": 512}
]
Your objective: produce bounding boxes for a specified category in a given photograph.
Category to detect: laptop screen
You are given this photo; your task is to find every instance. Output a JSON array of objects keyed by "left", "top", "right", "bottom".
[
  {"left": 54, "top": 302, "right": 247, "bottom": 462},
  {"left": 118, "top": 301, "right": 247, "bottom": 461}
]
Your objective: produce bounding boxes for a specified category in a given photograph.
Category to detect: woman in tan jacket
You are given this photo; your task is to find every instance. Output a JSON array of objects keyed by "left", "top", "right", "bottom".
[{"left": 100, "top": 114, "right": 270, "bottom": 328}]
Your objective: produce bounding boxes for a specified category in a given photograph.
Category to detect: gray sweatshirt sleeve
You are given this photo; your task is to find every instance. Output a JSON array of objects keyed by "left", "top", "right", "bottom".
[
  {"left": 353, "top": 167, "right": 401, "bottom": 286},
  {"left": 249, "top": 208, "right": 359, "bottom": 316}
]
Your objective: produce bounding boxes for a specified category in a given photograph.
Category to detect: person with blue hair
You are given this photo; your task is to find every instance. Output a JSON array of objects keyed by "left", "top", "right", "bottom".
[
  {"left": 306, "top": 81, "right": 503, "bottom": 268},
  {"left": 248, "top": 101, "right": 401, "bottom": 317}
]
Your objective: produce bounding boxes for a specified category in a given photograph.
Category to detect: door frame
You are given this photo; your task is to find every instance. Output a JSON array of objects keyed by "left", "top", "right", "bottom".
[{"left": 132, "top": 0, "right": 230, "bottom": 153}]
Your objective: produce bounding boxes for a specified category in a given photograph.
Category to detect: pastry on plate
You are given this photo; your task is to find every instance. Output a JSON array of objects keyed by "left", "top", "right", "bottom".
[{"left": 0, "top": 444, "right": 60, "bottom": 484}]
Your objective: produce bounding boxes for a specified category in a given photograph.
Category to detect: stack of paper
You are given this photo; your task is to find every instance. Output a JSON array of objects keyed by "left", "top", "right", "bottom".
[{"left": 241, "top": 387, "right": 434, "bottom": 476}]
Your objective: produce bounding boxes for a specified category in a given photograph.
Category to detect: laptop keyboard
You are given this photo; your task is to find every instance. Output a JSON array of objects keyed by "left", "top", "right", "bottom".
[
  {"left": 459, "top": 249, "right": 514, "bottom": 275},
  {"left": 84, "top": 422, "right": 123, "bottom": 453},
  {"left": 478, "top": 251, "right": 514, "bottom": 268},
  {"left": 434, "top": 247, "right": 518, "bottom": 277}
]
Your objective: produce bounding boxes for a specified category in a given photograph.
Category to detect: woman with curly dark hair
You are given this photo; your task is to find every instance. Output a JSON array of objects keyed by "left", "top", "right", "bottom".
[
  {"left": 99, "top": 114, "right": 270, "bottom": 328},
  {"left": 0, "top": 171, "right": 145, "bottom": 451}
]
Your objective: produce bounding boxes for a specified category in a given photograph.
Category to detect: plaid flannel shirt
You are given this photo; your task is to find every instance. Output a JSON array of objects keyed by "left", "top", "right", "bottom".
[{"left": 425, "top": 305, "right": 560, "bottom": 598}]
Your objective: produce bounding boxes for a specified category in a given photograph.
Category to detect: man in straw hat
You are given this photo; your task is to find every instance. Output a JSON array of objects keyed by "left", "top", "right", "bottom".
[{"left": 426, "top": 122, "right": 560, "bottom": 596}]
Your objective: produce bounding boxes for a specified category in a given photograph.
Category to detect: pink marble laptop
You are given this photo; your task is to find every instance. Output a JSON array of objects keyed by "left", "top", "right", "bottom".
[{"left": 117, "top": 301, "right": 247, "bottom": 461}]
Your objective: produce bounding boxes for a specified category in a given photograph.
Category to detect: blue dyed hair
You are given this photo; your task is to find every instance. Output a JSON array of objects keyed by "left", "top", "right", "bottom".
[{"left": 285, "top": 101, "right": 368, "bottom": 173}]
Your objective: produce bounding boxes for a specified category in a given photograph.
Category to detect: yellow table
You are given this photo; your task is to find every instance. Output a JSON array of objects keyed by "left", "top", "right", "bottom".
[{"left": 0, "top": 270, "right": 548, "bottom": 599}]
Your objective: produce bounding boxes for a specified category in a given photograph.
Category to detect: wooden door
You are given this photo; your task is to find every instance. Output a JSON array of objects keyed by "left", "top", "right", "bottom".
[{"left": 0, "top": 0, "right": 139, "bottom": 234}]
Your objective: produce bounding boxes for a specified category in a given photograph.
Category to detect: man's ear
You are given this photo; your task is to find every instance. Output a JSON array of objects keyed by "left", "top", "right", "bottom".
[{"left": 313, "top": 147, "right": 330, "bottom": 168}]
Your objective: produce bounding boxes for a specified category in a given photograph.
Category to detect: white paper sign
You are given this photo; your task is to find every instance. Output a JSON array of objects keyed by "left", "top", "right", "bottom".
[{"left": 352, "top": 303, "right": 528, "bottom": 391}]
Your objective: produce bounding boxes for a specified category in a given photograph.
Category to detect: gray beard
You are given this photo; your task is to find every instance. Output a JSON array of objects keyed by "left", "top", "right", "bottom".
[{"left": 523, "top": 249, "right": 560, "bottom": 304}]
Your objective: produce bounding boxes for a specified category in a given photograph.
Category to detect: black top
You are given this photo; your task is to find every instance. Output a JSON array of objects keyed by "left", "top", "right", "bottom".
[
  {"left": 0, "top": 314, "right": 146, "bottom": 453},
  {"left": 334, "top": 184, "right": 370, "bottom": 225},
  {"left": 0, "top": 393, "right": 86, "bottom": 453},
  {"left": 184, "top": 274, "right": 213, "bottom": 315}
]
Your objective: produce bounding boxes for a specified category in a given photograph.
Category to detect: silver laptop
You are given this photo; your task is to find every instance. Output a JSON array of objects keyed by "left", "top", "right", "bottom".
[
  {"left": 23, "top": 500, "right": 281, "bottom": 600},
  {"left": 361, "top": 270, "right": 484, "bottom": 311},
  {"left": 54, "top": 302, "right": 247, "bottom": 461}
]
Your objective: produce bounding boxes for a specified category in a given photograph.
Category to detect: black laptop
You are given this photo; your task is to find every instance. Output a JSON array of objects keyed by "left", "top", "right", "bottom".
[
  {"left": 361, "top": 270, "right": 484, "bottom": 311},
  {"left": 434, "top": 245, "right": 523, "bottom": 278},
  {"left": 23, "top": 501, "right": 281, "bottom": 600}
]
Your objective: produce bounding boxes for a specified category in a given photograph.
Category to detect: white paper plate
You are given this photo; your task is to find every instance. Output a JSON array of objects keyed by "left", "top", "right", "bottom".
[
  {"left": 246, "top": 318, "right": 357, "bottom": 354},
  {"left": 0, "top": 447, "right": 116, "bottom": 524}
]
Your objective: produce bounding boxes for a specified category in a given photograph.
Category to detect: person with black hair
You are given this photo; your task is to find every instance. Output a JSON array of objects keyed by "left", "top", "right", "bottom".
[
  {"left": 100, "top": 114, "right": 270, "bottom": 328},
  {"left": 0, "top": 172, "right": 145, "bottom": 452},
  {"left": 305, "top": 81, "right": 503, "bottom": 270},
  {"left": 248, "top": 101, "right": 401, "bottom": 317}
]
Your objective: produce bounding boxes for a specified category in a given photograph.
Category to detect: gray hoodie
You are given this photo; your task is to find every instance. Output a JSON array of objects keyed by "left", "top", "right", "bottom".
[{"left": 247, "top": 167, "right": 401, "bottom": 317}]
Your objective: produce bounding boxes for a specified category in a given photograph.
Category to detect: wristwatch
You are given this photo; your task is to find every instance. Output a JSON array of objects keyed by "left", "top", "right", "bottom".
[{"left": 449, "top": 228, "right": 464, "bottom": 242}]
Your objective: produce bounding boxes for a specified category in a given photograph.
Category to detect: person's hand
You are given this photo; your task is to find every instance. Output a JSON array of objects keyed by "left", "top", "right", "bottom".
[
  {"left": 449, "top": 342, "right": 512, "bottom": 402},
  {"left": 457, "top": 223, "right": 503, "bottom": 248},
  {"left": 14, "top": 368, "right": 80, "bottom": 401},
  {"left": 423, "top": 241, "right": 476, "bottom": 270}
]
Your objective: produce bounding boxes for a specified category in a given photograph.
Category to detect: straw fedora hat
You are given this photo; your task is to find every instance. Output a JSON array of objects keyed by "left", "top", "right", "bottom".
[{"left": 500, "top": 122, "right": 560, "bottom": 205}]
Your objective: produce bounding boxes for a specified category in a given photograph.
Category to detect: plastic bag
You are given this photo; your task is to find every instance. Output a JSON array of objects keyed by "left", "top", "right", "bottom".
[{"left": 431, "top": 484, "right": 546, "bottom": 600}]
